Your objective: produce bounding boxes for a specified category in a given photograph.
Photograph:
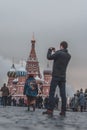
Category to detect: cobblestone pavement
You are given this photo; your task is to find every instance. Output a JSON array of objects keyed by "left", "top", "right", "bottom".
[{"left": 0, "top": 106, "right": 87, "bottom": 130}]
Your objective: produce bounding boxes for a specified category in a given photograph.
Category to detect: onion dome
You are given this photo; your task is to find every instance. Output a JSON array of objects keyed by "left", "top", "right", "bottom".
[
  {"left": 7, "top": 64, "right": 17, "bottom": 77},
  {"left": 16, "top": 66, "right": 27, "bottom": 77},
  {"left": 43, "top": 70, "right": 52, "bottom": 75},
  {"left": 43, "top": 62, "right": 52, "bottom": 75}
]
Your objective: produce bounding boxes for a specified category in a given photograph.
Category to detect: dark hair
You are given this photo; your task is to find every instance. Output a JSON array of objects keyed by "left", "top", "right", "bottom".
[
  {"left": 3, "top": 83, "right": 6, "bottom": 87},
  {"left": 60, "top": 41, "right": 68, "bottom": 49},
  {"left": 27, "top": 74, "right": 34, "bottom": 78}
]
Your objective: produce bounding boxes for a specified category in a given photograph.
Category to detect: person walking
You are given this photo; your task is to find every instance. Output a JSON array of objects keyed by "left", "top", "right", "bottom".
[
  {"left": 0, "top": 83, "right": 9, "bottom": 107},
  {"left": 43, "top": 41, "right": 71, "bottom": 116},
  {"left": 23, "top": 74, "right": 38, "bottom": 111}
]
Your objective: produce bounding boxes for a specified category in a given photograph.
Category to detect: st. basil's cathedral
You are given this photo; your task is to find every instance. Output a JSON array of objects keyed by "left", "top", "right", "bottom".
[{"left": 7, "top": 35, "right": 52, "bottom": 99}]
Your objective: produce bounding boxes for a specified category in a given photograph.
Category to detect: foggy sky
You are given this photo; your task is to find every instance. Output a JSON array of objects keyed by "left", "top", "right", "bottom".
[{"left": 0, "top": 0, "right": 87, "bottom": 92}]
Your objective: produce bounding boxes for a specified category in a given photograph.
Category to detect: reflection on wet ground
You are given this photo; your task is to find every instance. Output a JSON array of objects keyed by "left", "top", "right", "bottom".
[{"left": 0, "top": 106, "right": 87, "bottom": 130}]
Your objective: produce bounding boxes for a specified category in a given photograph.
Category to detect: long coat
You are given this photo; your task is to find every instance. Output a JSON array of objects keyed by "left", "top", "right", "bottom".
[
  {"left": 24, "top": 77, "right": 38, "bottom": 97},
  {"left": 79, "top": 93, "right": 86, "bottom": 106}
]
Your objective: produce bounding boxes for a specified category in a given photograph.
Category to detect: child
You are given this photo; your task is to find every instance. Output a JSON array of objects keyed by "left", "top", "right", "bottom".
[{"left": 24, "top": 75, "right": 38, "bottom": 111}]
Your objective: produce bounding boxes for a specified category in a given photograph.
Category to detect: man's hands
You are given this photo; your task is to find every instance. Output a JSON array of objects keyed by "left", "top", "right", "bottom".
[{"left": 49, "top": 47, "right": 55, "bottom": 52}]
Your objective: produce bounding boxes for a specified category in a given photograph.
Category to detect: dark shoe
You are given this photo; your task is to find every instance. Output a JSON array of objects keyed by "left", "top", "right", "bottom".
[
  {"left": 28, "top": 106, "right": 30, "bottom": 111},
  {"left": 32, "top": 104, "right": 35, "bottom": 111},
  {"left": 42, "top": 110, "right": 53, "bottom": 116},
  {"left": 59, "top": 111, "right": 66, "bottom": 116}
]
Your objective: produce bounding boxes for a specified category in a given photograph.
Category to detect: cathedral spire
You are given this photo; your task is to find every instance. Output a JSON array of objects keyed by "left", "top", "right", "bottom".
[
  {"left": 26, "top": 35, "right": 41, "bottom": 78},
  {"left": 31, "top": 32, "right": 35, "bottom": 42},
  {"left": 29, "top": 33, "right": 37, "bottom": 60},
  {"left": 31, "top": 32, "right": 36, "bottom": 47}
]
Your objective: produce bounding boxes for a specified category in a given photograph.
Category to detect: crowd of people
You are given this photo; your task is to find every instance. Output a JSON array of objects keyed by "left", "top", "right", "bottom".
[
  {"left": 69, "top": 88, "right": 87, "bottom": 112},
  {"left": 0, "top": 83, "right": 59, "bottom": 110},
  {"left": 0, "top": 83, "right": 87, "bottom": 113}
]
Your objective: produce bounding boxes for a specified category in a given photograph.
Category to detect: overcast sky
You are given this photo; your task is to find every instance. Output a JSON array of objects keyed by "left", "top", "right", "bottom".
[{"left": 0, "top": 0, "right": 87, "bottom": 92}]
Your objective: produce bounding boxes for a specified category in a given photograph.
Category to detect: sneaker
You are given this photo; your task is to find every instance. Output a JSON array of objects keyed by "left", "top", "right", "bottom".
[
  {"left": 59, "top": 111, "right": 66, "bottom": 116},
  {"left": 42, "top": 110, "right": 53, "bottom": 116}
]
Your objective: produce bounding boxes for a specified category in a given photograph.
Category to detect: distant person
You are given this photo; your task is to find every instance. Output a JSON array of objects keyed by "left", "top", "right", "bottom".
[
  {"left": 71, "top": 94, "right": 79, "bottom": 111},
  {"left": 84, "top": 89, "right": 87, "bottom": 111},
  {"left": 79, "top": 89, "right": 86, "bottom": 112},
  {"left": 0, "top": 83, "right": 9, "bottom": 106},
  {"left": 23, "top": 74, "right": 38, "bottom": 111},
  {"left": 43, "top": 41, "right": 71, "bottom": 116}
]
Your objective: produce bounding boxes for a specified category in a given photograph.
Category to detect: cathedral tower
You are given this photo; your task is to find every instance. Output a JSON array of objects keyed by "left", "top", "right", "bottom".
[
  {"left": 7, "top": 63, "right": 17, "bottom": 85},
  {"left": 26, "top": 34, "right": 41, "bottom": 78},
  {"left": 43, "top": 62, "right": 52, "bottom": 96}
]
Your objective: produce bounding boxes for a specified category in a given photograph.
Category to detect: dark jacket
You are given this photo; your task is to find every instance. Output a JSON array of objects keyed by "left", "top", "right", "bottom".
[
  {"left": 1, "top": 86, "right": 9, "bottom": 96},
  {"left": 47, "top": 48, "right": 71, "bottom": 79},
  {"left": 24, "top": 77, "right": 38, "bottom": 97}
]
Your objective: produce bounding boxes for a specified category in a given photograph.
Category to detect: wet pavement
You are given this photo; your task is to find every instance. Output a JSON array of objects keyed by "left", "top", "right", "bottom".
[{"left": 0, "top": 106, "right": 87, "bottom": 130}]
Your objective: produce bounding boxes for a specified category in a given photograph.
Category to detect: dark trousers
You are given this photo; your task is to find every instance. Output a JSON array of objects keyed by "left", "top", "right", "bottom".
[
  {"left": 48, "top": 77, "right": 66, "bottom": 112},
  {"left": 2, "top": 96, "right": 8, "bottom": 106}
]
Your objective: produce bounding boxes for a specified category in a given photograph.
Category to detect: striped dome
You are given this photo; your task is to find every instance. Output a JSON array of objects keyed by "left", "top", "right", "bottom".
[
  {"left": 16, "top": 66, "right": 27, "bottom": 77},
  {"left": 7, "top": 64, "right": 17, "bottom": 77}
]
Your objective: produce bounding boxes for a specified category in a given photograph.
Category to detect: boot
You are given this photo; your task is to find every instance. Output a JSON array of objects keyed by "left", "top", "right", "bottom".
[
  {"left": 59, "top": 111, "right": 66, "bottom": 116},
  {"left": 28, "top": 105, "right": 30, "bottom": 111},
  {"left": 42, "top": 109, "right": 53, "bottom": 116},
  {"left": 32, "top": 104, "right": 35, "bottom": 111}
]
